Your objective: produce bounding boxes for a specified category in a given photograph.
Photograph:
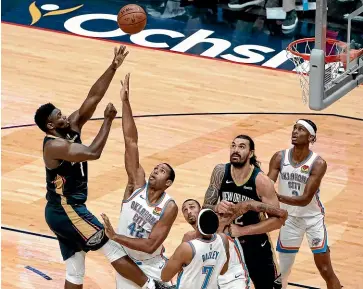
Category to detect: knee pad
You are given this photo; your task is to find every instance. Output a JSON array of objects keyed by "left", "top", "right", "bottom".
[
  {"left": 100, "top": 239, "right": 127, "bottom": 263},
  {"left": 65, "top": 251, "right": 86, "bottom": 285}
]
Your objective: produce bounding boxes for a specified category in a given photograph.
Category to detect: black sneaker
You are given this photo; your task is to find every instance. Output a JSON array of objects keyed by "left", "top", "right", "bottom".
[
  {"left": 282, "top": 10, "right": 298, "bottom": 30},
  {"left": 155, "top": 280, "right": 176, "bottom": 289}
]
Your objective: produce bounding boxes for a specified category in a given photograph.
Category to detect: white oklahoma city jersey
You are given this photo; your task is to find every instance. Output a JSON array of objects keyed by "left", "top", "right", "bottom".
[
  {"left": 278, "top": 149, "right": 325, "bottom": 217},
  {"left": 177, "top": 234, "right": 227, "bottom": 289},
  {"left": 118, "top": 183, "right": 173, "bottom": 261},
  {"left": 218, "top": 236, "right": 248, "bottom": 287}
]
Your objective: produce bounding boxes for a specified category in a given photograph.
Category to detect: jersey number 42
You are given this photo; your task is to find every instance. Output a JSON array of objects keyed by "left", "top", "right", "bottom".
[{"left": 127, "top": 222, "right": 145, "bottom": 238}]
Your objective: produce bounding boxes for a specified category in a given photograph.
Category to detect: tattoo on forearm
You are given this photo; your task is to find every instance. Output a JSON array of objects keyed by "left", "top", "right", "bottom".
[
  {"left": 203, "top": 164, "right": 225, "bottom": 209},
  {"left": 236, "top": 201, "right": 286, "bottom": 218},
  {"left": 255, "top": 203, "right": 286, "bottom": 218}
]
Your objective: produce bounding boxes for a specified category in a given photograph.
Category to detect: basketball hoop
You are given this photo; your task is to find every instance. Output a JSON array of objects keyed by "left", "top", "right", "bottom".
[{"left": 286, "top": 38, "right": 362, "bottom": 104}]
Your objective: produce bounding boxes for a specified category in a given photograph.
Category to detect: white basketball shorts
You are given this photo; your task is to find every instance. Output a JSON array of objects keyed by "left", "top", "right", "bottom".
[{"left": 276, "top": 214, "right": 328, "bottom": 254}]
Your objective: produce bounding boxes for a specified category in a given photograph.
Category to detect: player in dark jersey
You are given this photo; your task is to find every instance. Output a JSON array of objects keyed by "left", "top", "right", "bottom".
[
  {"left": 34, "top": 46, "right": 171, "bottom": 289},
  {"left": 202, "top": 134, "right": 285, "bottom": 289}
]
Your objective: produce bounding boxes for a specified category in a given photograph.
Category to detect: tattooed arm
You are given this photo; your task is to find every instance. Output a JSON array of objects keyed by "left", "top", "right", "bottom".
[
  {"left": 229, "top": 172, "right": 286, "bottom": 237},
  {"left": 202, "top": 164, "right": 227, "bottom": 211},
  {"left": 230, "top": 200, "right": 287, "bottom": 222}
]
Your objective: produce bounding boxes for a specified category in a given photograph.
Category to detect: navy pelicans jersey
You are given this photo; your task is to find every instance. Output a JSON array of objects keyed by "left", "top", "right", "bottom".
[
  {"left": 176, "top": 234, "right": 228, "bottom": 289},
  {"left": 219, "top": 164, "right": 269, "bottom": 244},
  {"left": 118, "top": 183, "right": 174, "bottom": 261},
  {"left": 278, "top": 149, "right": 325, "bottom": 217},
  {"left": 43, "top": 131, "right": 88, "bottom": 205}
]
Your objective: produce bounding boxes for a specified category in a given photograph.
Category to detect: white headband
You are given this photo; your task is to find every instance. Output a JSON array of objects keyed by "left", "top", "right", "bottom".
[{"left": 296, "top": 120, "right": 316, "bottom": 136}]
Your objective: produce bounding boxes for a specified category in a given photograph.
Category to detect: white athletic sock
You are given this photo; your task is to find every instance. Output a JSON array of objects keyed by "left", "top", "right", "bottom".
[
  {"left": 279, "top": 252, "right": 297, "bottom": 289},
  {"left": 142, "top": 278, "right": 156, "bottom": 289}
]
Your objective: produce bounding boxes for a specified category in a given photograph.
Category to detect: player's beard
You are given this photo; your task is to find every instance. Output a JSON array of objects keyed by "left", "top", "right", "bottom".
[
  {"left": 55, "top": 126, "right": 71, "bottom": 137},
  {"left": 230, "top": 156, "right": 248, "bottom": 168},
  {"left": 188, "top": 215, "right": 197, "bottom": 225}
]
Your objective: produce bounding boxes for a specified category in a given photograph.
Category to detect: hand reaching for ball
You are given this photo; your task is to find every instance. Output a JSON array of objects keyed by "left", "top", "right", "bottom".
[
  {"left": 120, "top": 73, "right": 130, "bottom": 101},
  {"left": 112, "top": 45, "right": 129, "bottom": 70}
]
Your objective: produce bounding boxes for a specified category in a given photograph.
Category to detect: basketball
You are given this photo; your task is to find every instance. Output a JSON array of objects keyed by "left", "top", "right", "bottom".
[{"left": 117, "top": 4, "right": 147, "bottom": 35}]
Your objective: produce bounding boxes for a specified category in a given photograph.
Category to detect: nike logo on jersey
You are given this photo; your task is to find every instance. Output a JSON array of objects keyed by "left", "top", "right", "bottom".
[
  {"left": 235, "top": 273, "right": 244, "bottom": 279},
  {"left": 282, "top": 163, "right": 290, "bottom": 166},
  {"left": 226, "top": 180, "right": 234, "bottom": 184},
  {"left": 261, "top": 240, "right": 267, "bottom": 247}
]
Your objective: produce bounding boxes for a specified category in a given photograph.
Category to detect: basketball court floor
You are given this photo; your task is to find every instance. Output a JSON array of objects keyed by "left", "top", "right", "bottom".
[{"left": 2, "top": 1, "right": 363, "bottom": 288}]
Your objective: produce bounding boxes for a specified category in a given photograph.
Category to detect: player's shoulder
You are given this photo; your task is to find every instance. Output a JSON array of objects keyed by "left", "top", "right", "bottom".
[
  {"left": 44, "top": 137, "right": 68, "bottom": 151},
  {"left": 213, "top": 163, "right": 226, "bottom": 171},
  {"left": 270, "top": 150, "right": 285, "bottom": 163},
  {"left": 211, "top": 163, "right": 226, "bottom": 178},
  {"left": 182, "top": 230, "right": 197, "bottom": 242},
  {"left": 255, "top": 170, "right": 272, "bottom": 183},
  {"left": 161, "top": 197, "right": 178, "bottom": 218},
  {"left": 311, "top": 154, "right": 327, "bottom": 171}
]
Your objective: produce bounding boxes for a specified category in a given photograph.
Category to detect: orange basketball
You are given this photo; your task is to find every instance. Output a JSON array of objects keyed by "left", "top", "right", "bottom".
[{"left": 117, "top": 4, "right": 147, "bottom": 35}]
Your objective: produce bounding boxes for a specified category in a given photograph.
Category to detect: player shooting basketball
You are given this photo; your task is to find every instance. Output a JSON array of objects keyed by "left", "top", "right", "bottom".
[{"left": 35, "top": 46, "right": 171, "bottom": 289}]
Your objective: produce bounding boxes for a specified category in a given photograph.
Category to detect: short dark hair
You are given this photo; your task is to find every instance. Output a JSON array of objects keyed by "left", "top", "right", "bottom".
[
  {"left": 299, "top": 119, "right": 317, "bottom": 134},
  {"left": 34, "top": 103, "right": 56, "bottom": 132},
  {"left": 234, "top": 134, "right": 261, "bottom": 168},
  {"left": 182, "top": 199, "right": 201, "bottom": 209},
  {"left": 163, "top": 163, "right": 175, "bottom": 182}
]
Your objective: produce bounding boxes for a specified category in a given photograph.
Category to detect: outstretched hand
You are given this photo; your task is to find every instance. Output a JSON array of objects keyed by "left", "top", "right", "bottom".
[
  {"left": 112, "top": 45, "right": 129, "bottom": 69},
  {"left": 120, "top": 73, "right": 130, "bottom": 101},
  {"left": 101, "top": 213, "right": 116, "bottom": 240}
]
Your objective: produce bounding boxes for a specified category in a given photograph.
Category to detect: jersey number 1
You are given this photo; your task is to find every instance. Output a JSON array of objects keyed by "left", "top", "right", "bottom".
[
  {"left": 201, "top": 265, "right": 214, "bottom": 289},
  {"left": 80, "top": 162, "right": 85, "bottom": 177}
]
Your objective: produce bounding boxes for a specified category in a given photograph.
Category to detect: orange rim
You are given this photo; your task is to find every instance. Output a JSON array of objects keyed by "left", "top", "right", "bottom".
[{"left": 287, "top": 38, "right": 348, "bottom": 63}]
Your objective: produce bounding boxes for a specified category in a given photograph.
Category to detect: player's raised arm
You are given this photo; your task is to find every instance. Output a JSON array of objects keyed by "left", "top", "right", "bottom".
[
  {"left": 120, "top": 73, "right": 146, "bottom": 200},
  {"left": 45, "top": 103, "right": 117, "bottom": 163},
  {"left": 69, "top": 46, "right": 128, "bottom": 132}
]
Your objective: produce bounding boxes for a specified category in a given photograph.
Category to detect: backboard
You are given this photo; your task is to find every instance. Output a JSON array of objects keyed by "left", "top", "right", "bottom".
[
  {"left": 308, "top": 1, "right": 363, "bottom": 110},
  {"left": 288, "top": 1, "right": 363, "bottom": 111}
]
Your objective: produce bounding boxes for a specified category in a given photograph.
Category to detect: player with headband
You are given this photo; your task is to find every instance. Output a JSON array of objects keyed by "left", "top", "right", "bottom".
[{"left": 267, "top": 119, "right": 342, "bottom": 289}]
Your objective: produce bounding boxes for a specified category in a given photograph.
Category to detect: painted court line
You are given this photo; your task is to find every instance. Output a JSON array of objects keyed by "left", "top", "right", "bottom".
[
  {"left": 25, "top": 266, "right": 52, "bottom": 280},
  {"left": 1, "top": 112, "right": 363, "bottom": 131}
]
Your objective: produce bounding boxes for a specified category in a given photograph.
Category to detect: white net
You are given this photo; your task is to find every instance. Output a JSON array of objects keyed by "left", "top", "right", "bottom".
[{"left": 286, "top": 39, "right": 347, "bottom": 104}]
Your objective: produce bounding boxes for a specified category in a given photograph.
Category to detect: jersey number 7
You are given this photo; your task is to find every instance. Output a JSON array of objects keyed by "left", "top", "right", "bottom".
[{"left": 201, "top": 265, "right": 215, "bottom": 289}]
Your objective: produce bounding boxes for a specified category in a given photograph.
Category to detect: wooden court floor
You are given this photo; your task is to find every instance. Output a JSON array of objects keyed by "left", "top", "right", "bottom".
[{"left": 2, "top": 23, "right": 363, "bottom": 289}]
